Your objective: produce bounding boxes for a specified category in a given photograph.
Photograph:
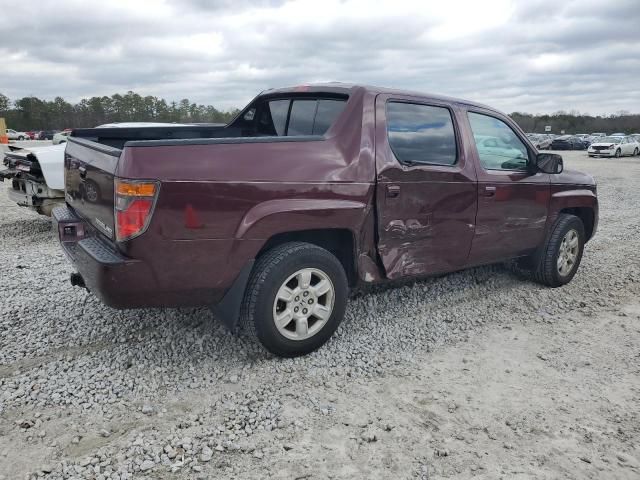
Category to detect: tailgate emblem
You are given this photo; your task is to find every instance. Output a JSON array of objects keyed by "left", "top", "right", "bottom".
[{"left": 95, "top": 218, "right": 113, "bottom": 236}]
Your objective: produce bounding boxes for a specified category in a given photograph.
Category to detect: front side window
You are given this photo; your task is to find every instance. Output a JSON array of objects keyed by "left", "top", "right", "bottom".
[
  {"left": 386, "top": 102, "right": 457, "bottom": 166},
  {"left": 468, "top": 112, "right": 529, "bottom": 171}
]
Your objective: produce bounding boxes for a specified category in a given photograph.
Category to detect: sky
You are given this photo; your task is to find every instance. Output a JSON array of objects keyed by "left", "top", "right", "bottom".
[{"left": 1, "top": 0, "right": 639, "bottom": 115}]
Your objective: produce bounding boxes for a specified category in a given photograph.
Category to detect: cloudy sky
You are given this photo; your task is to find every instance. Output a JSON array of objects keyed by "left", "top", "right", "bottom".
[{"left": 1, "top": 0, "right": 639, "bottom": 115}]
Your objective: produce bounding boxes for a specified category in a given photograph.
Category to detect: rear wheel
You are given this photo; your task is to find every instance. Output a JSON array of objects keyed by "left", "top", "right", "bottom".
[
  {"left": 240, "top": 242, "right": 348, "bottom": 357},
  {"left": 533, "top": 214, "right": 585, "bottom": 287}
]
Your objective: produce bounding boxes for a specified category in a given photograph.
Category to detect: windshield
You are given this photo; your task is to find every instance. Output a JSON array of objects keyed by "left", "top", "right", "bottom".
[{"left": 600, "top": 137, "right": 622, "bottom": 143}]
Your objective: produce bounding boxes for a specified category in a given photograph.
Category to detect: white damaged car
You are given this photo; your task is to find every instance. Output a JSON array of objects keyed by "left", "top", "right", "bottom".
[
  {"left": 1, "top": 122, "right": 223, "bottom": 216},
  {"left": 588, "top": 136, "right": 639, "bottom": 158},
  {"left": 0, "top": 143, "right": 66, "bottom": 215}
]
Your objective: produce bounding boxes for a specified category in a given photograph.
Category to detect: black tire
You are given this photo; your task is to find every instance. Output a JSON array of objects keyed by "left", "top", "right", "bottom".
[
  {"left": 615, "top": 149, "right": 621, "bottom": 158},
  {"left": 240, "top": 242, "right": 348, "bottom": 357},
  {"left": 634, "top": 148, "right": 639, "bottom": 156},
  {"left": 533, "top": 214, "right": 585, "bottom": 287},
  {"left": 18, "top": 135, "right": 25, "bottom": 140}
]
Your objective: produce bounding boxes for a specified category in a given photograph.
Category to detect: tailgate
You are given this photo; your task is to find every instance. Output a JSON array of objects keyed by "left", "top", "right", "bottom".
[{"left": 64, "top": 137, "right": 121, "bottom": 240}]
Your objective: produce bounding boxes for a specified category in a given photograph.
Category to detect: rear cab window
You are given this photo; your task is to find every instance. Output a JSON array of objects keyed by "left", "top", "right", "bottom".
[
  {"left": 238, "top": 94, "right": 348, "bottom": 138},
  {"left": 385, "top": 101, "right": 458, "bottom": 166}
]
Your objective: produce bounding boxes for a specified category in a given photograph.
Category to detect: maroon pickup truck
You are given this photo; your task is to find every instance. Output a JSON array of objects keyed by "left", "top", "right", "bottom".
[{"left": 54, "top": 83, "right": 598, "bottom": 357}]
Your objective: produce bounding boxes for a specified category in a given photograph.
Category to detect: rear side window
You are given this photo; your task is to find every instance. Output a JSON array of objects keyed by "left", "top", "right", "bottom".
[{"left": 386, "top": 102, "right": 457, "bottom": 166}]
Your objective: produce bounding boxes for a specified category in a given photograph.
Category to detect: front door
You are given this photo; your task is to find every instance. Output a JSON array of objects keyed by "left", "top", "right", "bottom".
[
  {"left": 375, "top": 95, "right": 478, "bottom": 280},
  {"left": 464, "top": 109, "right": 550, "bottom": 265}
]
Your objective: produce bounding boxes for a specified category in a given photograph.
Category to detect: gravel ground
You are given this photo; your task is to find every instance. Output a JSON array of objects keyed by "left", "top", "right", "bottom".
[{"left": 1, "top": 151, "right": 639, "bottom": 479}]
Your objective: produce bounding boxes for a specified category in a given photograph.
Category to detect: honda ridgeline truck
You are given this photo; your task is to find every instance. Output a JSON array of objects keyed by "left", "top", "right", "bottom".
[{"left": 53, "top": 84, "right": 598, "bottom": 357}]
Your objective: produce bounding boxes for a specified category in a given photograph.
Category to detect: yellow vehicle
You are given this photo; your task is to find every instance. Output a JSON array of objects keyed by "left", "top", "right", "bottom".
[{"left": 0, "top": 117, "right": 8, "bottom": 144}]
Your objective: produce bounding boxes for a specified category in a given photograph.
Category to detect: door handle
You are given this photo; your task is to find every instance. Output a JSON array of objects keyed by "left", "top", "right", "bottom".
[
  {"left": 482, "top": 186, "right": 496, "bottom": 197},
  {"left": 386, "top": 185, "right": 401, "bottom": 198}
]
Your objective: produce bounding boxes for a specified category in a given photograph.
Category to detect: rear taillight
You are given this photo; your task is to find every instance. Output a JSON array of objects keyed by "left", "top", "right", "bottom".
[{"left": 115, "top": 179, "right": 159, "bottom": 241}]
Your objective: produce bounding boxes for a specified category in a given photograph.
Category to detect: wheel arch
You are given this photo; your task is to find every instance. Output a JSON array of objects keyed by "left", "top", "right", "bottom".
[
  {"left": 558, "top": 207, "right": 595, "bottom": 241},
  {"left": 550, "top": 189, "right": 598, "bottom": 242},
  {"left": 256, "top": 229, "right": 358, "bottom": 287},
  {"left": 235, "top": 197, "right": 371, "bottom": 286}
]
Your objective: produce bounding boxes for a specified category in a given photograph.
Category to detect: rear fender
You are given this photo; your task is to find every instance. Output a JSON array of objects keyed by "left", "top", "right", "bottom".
[{"left": 235, "top": 198, "right": 367, "bottom": 240}]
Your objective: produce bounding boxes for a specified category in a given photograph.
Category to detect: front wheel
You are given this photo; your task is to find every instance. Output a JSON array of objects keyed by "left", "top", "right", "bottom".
[
  {"left": 533, "top": 214, "right": 585, "bottom": 287},
  {"left": 615, "top": 149, "right": 621, "bottom": 158},
  {"left": 634, "top": 148, "right": 639, "bottom": 156},
  {"left": 18, "top": 136, "right": 25, "bottom": 140},
  {"left": 241, "top": 242, "right": 348, "bottom": 357}
]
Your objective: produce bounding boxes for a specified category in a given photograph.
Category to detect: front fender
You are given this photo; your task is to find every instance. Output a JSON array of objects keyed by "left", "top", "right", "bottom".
[
  {"left": 235, "top": 198, "right": 367, "bottom": 240},
  {"left": 550, "top": 188, "right": 597, "bottom": 209},
  {"left": 548, "top": 187, "right": 599, "bottom": 238}
]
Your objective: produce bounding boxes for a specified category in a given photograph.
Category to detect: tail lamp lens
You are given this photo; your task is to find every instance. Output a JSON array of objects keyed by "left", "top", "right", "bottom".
[{"left": 115, "top": 179, "right": 159, "bottom": 241}]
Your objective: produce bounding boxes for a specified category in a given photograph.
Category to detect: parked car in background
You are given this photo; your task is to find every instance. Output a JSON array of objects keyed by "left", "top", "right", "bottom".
[
  {"left": 575, "top": 134, "right": 593, "bottom": 147},
  {"left": 6, "top": 129, "right": 28, "bottom": 141},
  {"left": 476, "top": 135, "right": 529, "bottom": 162},
  {"left": 526, "top": 133, "right": 552, "bottom": 149},
  {"left": 52, "top": 131, "right": 71, "bottom": 144},
  {"left": 590, "top": 132, "right": 606, "bottom": 138},
  {"left": 551, "top": 135, "right": 586, "bottom": 150},
  {"left": 588, "top": 136, "right": 639, "bottom": 158},
  {"left": 38, "top": 130, "right": 60, "bottom": 140},
  {"left": 630, "top": 133, "right": 640, "bottom": 144},
  {"left": 53, "top": 83, "right": 598, "bottom": 357},
  {"left": 611, "top": 133, "right": 626, "bottom": 136},
  {"left": 25, "top": 131, "right": 38, "bottom": 140}
]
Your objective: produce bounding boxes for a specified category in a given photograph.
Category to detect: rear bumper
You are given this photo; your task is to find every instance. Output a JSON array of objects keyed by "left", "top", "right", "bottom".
[
  {"left": 53, "top": 204, "right": 157, "bottom": 308},
  {"left": 53, "top": 204, "right": 252, "bottom": 320},
  {"left": 1, "top": 172, "right": 64, "bottom": 209}
]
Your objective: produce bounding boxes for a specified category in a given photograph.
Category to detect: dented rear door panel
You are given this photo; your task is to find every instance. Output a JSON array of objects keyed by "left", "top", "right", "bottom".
[{"left": 374, "top": 95, "right": 478, "bottom": 279}]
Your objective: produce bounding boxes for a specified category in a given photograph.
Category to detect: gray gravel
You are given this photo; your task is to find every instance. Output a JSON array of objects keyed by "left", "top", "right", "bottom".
[{"left": 1, "top": 151, "right": 639, "bottom": 479}]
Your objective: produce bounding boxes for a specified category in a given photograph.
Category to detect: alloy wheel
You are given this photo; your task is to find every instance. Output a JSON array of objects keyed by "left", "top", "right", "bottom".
[
  {"left": 557, "top": 229, "right": 579, "bottom": 276},
  {"left": 272, "top": 268, "right": 335, "bottom": 341}
]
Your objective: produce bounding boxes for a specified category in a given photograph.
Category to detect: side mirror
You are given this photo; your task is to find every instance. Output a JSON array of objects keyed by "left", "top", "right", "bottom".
[{"left": 535, "top": 153, "right": 563, "bottom": 174}]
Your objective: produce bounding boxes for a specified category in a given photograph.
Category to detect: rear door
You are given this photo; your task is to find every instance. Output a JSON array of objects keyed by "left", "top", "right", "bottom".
[
  {"left": 64, "top": 137, "right": 120, "bottom": 239},
  {"left": 463, "top": 109, "right": 550, "bottom": 264},
  {"left": 375, "top": 95, "right": 478, "bottom": 279}
]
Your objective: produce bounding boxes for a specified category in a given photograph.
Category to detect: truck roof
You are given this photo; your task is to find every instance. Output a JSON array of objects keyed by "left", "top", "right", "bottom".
[{"left": 262, "top": 82, "right": 499, "bottom": 114}]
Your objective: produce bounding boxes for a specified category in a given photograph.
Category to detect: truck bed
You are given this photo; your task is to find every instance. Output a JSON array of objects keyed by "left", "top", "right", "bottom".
[{"left": 72, "top": 124, "right": 234, "bottom": 150}]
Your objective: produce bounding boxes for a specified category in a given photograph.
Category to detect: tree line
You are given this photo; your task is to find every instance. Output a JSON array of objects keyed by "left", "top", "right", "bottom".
[
  {"left": 510, "top": 111, "right": 640, "bottom": 135},
  {"left": 0, "top": 91, "right": 240, "bottom": 131},
  {"left": 1, "top": 91, "right": 638, "bottom": 134}
]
